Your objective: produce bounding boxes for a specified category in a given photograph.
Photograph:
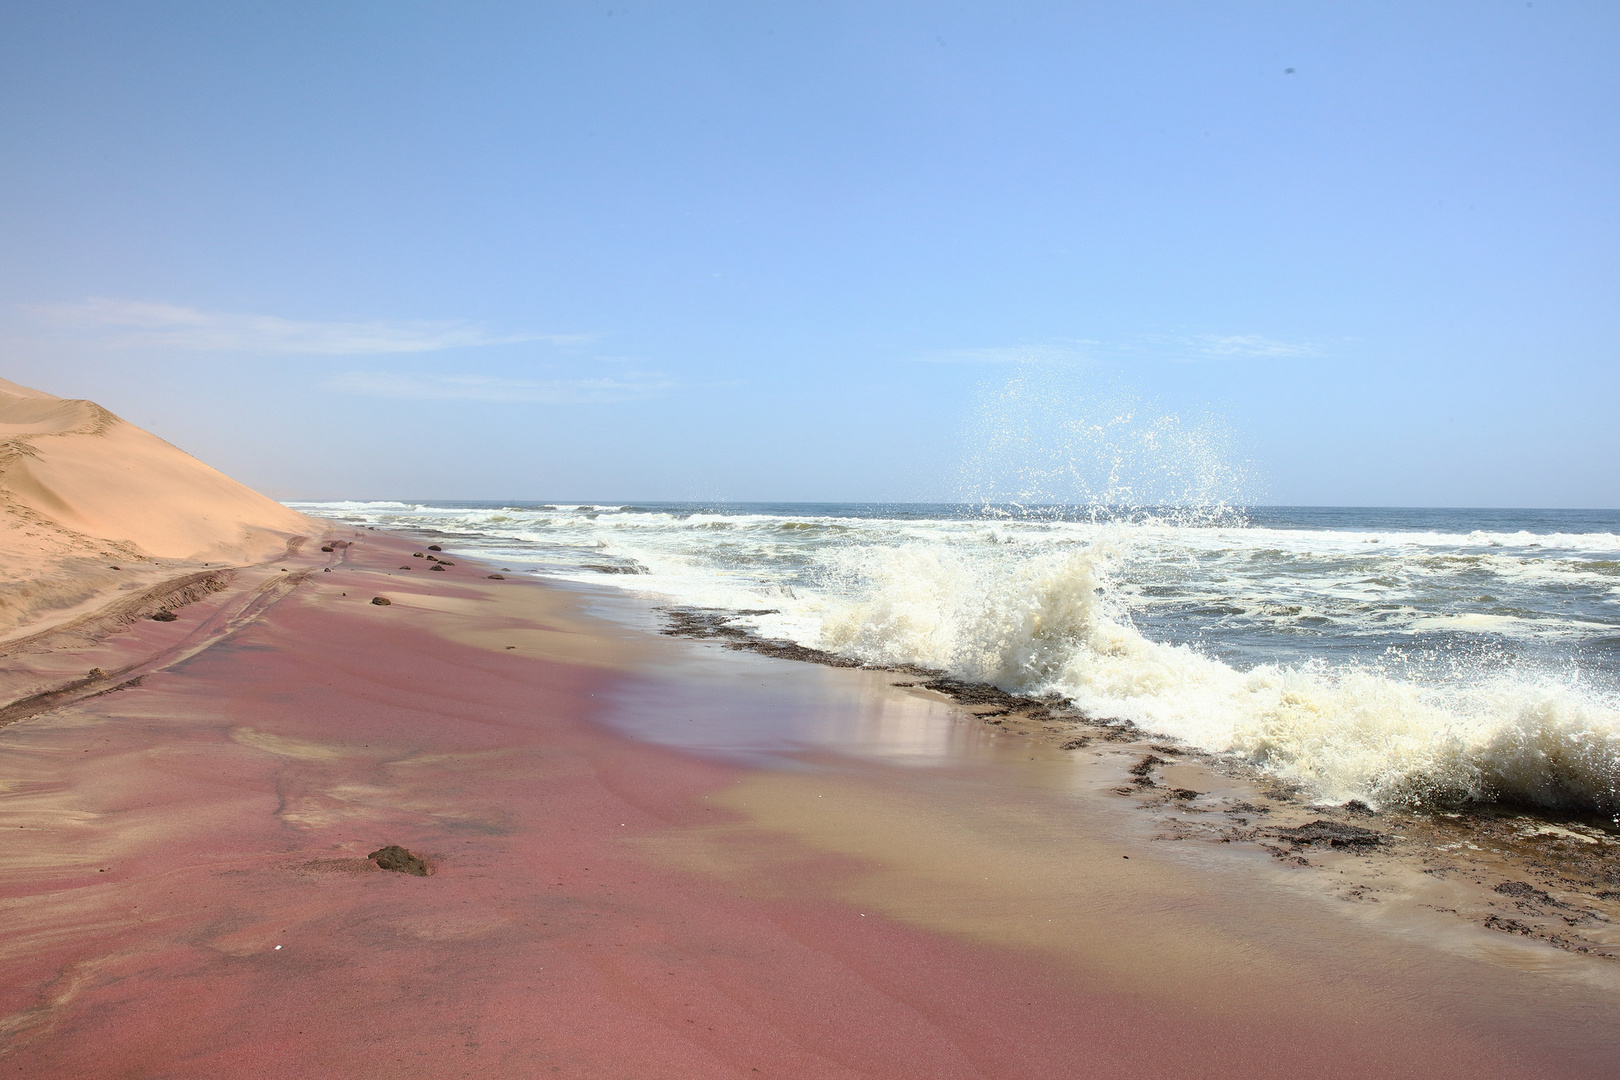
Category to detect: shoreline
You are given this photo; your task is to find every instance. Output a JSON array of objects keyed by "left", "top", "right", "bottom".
[
  {"left": 2, "top": 527, "right": 1618, "bottom": 1076},
  {"left": 660, "top": 603, "right": 1620, "bottom": 961}
]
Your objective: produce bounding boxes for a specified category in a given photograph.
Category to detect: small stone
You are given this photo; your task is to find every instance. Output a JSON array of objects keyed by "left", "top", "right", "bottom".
[
  {"left": 427, "top": 545, "right": 442, "bottom": 551},
  {"left": 152, "top": 610, "right": 178, "bottom": 622},
  {"left": 413, "top": 552, "right": 424, "bottom": 558},
  {"left": 430, "top": 564, "right": 446, "bottom": 571},
  {"left": 320, "top": 546, "right": 334, "bottom": 553},
  {"left": 369, "top": 845, "right": 429, "bottom": 876},
  {"left": 371, "top": 597, "right": 392, "bottom": 606},
  {"left": 488, "top": 574, "right": 505, "bottom": 579},
  {"left": 1494, "top": 880, "right": 1554, "bottom": 902},
  {"left": 1271, "top": 820, "right": 1381, "bottom": 848},
  {"left": 87, "top": 667, "right": 106, "bottom": 680}
]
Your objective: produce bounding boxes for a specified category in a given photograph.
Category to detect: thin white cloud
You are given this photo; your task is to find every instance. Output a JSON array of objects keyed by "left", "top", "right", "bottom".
[
  {"left": 908, "top": 343, "right": 1098, "bottom": 365},
  {"left": 1183, "top": 334, "right": 1320, "bottom": 359},
  {"left": 324, "top": 371, "right": 675, "bottom": 404},
  {"left": 27, "top": 298, "right": 580, "bottom": 355},
  {"left": 909, "top": 334, "right": 1320, "bottom": 365}
]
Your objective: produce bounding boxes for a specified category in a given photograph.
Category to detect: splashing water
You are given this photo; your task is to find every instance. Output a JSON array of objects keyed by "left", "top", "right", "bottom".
[{"left": 954, "top": 367, "right": 1258, "bottom": 522}]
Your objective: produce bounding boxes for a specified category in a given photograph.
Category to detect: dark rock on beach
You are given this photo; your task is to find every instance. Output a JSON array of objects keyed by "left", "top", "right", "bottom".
[
  {"left": 369, "top": 845, "right": 429, "bottom": 876},
  {"left": 371, "top": 597, "right": 392, "bottom": 606},
  {"left": 1494, "top": 880, "right": 1559, "bottom": 904},
  {"left": 920, "top": 677, "right": 1061, "bottom": 724},
  {"left": 1129, "top": 754, "right": 1166, "bottom": 777},
  {"left": 1128, "top": 754, "right": 1165, "bottom": 786},
  {"left": 1271, "top": 820, "right": 1382, "bottom": 848},
  {"left": 659, "top": 607, "right": 861, "bottom": 665}
]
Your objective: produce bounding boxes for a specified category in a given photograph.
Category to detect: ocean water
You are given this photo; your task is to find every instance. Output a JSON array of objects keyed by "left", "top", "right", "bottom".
[{"left": 293, "top": 500, "right": 1620, "bottom": 818}]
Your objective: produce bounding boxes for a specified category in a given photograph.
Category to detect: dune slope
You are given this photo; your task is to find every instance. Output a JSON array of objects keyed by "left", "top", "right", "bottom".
[{"left": 0, "top": 376, "right": 314, "bottom": 639}]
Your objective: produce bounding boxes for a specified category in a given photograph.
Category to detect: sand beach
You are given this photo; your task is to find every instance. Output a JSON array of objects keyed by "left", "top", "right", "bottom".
[{"left": 3, "top": 378, "right": 1619, "bottom": 1078}]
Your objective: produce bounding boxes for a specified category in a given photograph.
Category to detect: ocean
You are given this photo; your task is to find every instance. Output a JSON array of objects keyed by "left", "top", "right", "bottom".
[{"left": 292, "top": 500, "right": 1620, "bottom": 820}]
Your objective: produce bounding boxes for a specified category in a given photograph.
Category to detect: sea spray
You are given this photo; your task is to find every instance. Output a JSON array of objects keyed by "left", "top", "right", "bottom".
[{"left": 954, "top": 365, "right": 1258, "bottom": 521}]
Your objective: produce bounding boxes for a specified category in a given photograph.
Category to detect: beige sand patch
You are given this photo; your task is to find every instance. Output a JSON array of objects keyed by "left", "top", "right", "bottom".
[{"left": 230, "top": 726, "right": 352, "bottom": 761}]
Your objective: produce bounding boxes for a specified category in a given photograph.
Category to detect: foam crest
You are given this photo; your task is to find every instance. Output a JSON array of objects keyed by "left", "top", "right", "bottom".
[{"left": 819, "top": 543, "right": 1114, "bottom": 687}]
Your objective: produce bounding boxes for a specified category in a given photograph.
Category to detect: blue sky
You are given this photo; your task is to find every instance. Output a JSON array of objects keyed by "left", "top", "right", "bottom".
[{"left": 1, "top": 2, "right": 1615, "bottom": 506}]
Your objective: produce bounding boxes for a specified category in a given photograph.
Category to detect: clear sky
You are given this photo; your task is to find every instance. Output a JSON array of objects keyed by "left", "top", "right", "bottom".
[{"left": 1, "top": 2, "right": 1615, "bottom": 507}]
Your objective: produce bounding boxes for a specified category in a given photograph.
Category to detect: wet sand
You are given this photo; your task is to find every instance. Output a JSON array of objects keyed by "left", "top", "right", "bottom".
[
  {"left": 3, "top": 531, "right": 1619, "bottom": 1078},
  {"left": 656, "top": 605, "right": 1620, "bottom": 963}
]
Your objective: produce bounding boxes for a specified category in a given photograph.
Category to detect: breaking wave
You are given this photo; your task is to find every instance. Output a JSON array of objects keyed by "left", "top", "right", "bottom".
[{"left": 815, "top": 539, "right": 1620, "bottom": 814}]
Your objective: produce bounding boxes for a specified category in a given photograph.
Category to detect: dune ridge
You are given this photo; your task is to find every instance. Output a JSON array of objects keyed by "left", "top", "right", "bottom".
[{"left": 0, "top": 376, "right": 314, "bottom": 640}]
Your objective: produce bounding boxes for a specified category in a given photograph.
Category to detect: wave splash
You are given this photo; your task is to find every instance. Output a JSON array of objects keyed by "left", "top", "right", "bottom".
[
  {"left": 817, "top": 538, "right": 1620, "bottom": 815},
  {"left": 955, "top": 368, "right": 1259, "bottom": 519}
]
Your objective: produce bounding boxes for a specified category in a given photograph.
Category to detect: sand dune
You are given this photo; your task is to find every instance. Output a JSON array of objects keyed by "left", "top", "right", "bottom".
[{"left": 0, "top": 376, "right": 315, "bottom": 639}]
